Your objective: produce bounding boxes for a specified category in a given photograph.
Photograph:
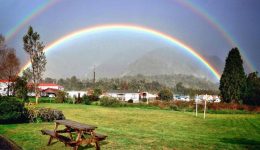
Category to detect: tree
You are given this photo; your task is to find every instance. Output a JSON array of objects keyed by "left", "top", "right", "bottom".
[
  {"left": 158, "top": 88, "right": 173, "bottom": 101},
  {"left": 0, "top": 35, "right": 20, "bottom": 96},
  {"left": 243, "top": 72, "right": 260, "bottom": 105},
  {"left": 174, "top": 82, "right": 186, "bottom": 95},
  {"left": 44, "top": 77, "right": 56, "bottom": 83},
  {"left": 219, "top": 48, "right": 246, "bottom": 103},
  {"left": 23, "top": 26, "right": 46, "bottom": 104},
  {"left": 14, "top": 76, "right": 28, "bottom": 102}
]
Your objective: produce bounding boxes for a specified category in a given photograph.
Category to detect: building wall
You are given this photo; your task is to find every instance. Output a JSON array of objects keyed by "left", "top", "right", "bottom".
[
  {"left": 67, "top": 91, "right": 87, "bottom": 98},
  {"left": 0, "top": 82, "right": 12, "bottom": 96},
  {"left": 108, "top": 93, "right": 140, "bottom": 103}
]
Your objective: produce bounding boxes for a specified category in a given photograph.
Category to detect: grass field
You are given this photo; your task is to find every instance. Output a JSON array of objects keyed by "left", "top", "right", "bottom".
[{"left": 0, "top": 103, "right": 260, "bottom": 150}]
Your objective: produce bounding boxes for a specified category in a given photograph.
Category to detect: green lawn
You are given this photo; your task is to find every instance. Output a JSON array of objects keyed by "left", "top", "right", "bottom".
[{"left": 0, "top": 103, "right": 260, "bottom": 150}]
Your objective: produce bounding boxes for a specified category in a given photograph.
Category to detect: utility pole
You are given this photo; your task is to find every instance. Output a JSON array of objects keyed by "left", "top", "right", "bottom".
[
  {"left": 196, "top": 94, "right": 198, "bottom": 117},
  {"left": 204, "top": 94, "right": 207, "bottom": 119},
  {"left": 93, "top": 65, "right": 96, "bottom": 84}
]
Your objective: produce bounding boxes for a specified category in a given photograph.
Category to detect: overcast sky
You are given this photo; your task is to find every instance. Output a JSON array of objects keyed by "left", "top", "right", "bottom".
[{"left": 0, "top": 0, "right": 260, "bottom": 79}]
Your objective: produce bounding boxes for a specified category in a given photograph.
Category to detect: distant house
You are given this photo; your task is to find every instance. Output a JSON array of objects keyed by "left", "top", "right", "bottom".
[
  {"left": 0, "top": 80, "right": 12, "bottom": 96},
  {"left": 195, "top": 95, "right": 221, "bottom": 103},
  {"left": 28, "top": 83, "right": 64, "bottom": 97},
  {"left": 104, "top": 90, "right": 157, "bottom": 103},
  {"left": 173, "top": 95, "right": 190, "bottom": 101},
  {"left": 106, "top": 90, "right": 140, "bottom": 103},
  {"left": 38, "top": 83, "right": 64, "bottom": 91},
  {"left": 67, "top": 91, "right": 87, "bottom": 98},
  {"left": 140, "top": 92, "right": 157, "bottom": 100}
]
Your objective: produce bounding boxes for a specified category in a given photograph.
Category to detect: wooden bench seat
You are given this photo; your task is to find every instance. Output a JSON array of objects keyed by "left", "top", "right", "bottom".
[
  {"left": 94, "top": 133, "right": 107, "bottom": 141},
  {"left": 41, "top": 130, "right": 76, "bottom": 147}
]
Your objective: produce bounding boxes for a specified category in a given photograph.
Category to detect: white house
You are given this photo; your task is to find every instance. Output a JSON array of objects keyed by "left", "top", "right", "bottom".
[
  {"left": 0, "top": 80, "right": 13, "bottom": 96},
  {"left": 104, "top": 90, "right": 157, "bottom": 103},
  {"left": 173, "top": 95, "right": 190, "bottom": 101},
  {"left": 195, "top": 95, "right": 221, "bottom": 103},
  {"left": 38, "top": 83, "right": 64, "bottom": 91},
  {"left": 67, "top": 91, "right": 87, "bottom": 98},
  {"left": 28, "top": 83, "right": 64, "bottom": 97},
  {"left": 140, "top": 92, "right": 157, "bottom": 100},
  {"left": 106, "top": 90, "right": 140, "bottom": 103}
]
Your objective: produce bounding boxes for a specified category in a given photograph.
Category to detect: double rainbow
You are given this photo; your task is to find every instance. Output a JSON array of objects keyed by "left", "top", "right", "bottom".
[{"left": 19, "top": 24, "right": 221, "bottom": 80}]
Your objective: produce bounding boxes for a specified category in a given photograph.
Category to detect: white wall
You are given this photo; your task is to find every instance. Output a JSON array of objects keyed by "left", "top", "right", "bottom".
[
  {"left": 108, "top": 92, "right": 140, "bottom": 103},
  {"left": 0, "top": 82, "right": 11, "bottom": 96},
  {"left": 67, "top": 91, "right": 87, "bottom": 98}
]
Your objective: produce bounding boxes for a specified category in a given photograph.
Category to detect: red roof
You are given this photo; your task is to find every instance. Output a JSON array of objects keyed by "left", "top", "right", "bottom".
[
  {"left": 0, "top": 80, "right": 11, "bottom": 83},
  {"left": 41, "top": 88, "right": 59, "bottom": 93},
  {"left": 27, "top": 83, "right": 63, "bottom": 89},
  {"left": 38, "top": 83, "right": 60, "bottom": 87}
]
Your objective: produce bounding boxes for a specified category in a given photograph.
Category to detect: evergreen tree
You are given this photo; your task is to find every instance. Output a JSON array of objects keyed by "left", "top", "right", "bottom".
[
  {"left": 219, "top": 48, "right": 246, "bottom": 103},
  {"left": 244, "top": 72, "right": 260, "bottom": 105},
  {"left": 23, "top": 26, "right": 46, "bottom": 104}
]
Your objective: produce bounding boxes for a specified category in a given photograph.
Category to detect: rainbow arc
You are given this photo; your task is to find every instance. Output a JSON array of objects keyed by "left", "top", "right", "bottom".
[{"left": 19, "top": 24, "right": 221, "bottom": 80}]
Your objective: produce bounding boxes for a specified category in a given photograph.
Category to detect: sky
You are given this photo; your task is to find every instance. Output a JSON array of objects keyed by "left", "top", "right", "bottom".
[{"left": 0, "top": 0, "right": 260, "bottom": 80}]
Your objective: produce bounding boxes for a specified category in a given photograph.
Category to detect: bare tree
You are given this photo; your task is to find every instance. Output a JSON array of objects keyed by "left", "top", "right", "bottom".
[
  {"left": 0, "top": 35, "right": 7, "bottom": 75},
  {"left": 0, "top": 35, "right": 20, "bottom": 96},
  {"left": 23, "top": 26, "right": 46, "bottom": 104}
]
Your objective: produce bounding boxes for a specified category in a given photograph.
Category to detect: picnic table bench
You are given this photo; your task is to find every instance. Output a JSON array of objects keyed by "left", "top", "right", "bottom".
[{"left": 41, "top": 119, "right": 107, "bottom": 150}]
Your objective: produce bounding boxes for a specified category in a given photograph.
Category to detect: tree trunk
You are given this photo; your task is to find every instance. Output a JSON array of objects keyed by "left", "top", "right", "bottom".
[
  {"left": 34, "top": 83, "right": 39, "bottom": 104},
  {"left": 7, "top": 83, "right": 10, "bottom": 96}
]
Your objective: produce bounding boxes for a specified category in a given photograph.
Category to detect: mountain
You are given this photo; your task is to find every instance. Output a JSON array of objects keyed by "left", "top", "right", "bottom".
[
  {"left": 204, "top": 55, "right": 225, "bottom": 74},
  {"left": 120, "top": 74, "right": 219, "bottom": 90},
  {"left": 122, "top": 48, "right": 215, "bottom": 80},
  {"left": 76, "top": 47, "right": 223, "bottom": 84}
]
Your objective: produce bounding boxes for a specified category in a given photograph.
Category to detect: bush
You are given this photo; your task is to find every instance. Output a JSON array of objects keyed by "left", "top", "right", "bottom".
[
  {"left": 100, "top": 97, "right": 121, "bottom": 107},
  {"left": 88, "top": 95, "right": 99, "bottom": 101},
  {"left": 169, "top": 103, "right": 179, "bottom": 111},
  {"left": 141, "top": 98, "right": 147, "bottom": 102},
  {"left": 158, "top": 89, "right": 173, "bottom": 101},
  {"left": 27, "top": 107, "right": 65, "bottom": 123},
  {"left": 55, "top": 91, "right": 66, "bottom": 103},
  {"left": 82, "top": 94, "right": 91, "bottom": 105},
  {"left": 14, "top": 76, "right": 29, "bottom": 102},
  {"left": 0, "top": 96, "right": 28, "bottom": 124},
  {"left": 128, "top": 99, "right": 133, "bottom": 103}
]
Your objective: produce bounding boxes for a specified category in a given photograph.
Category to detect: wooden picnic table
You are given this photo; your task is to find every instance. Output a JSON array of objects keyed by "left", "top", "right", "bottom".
[{"left": 41, "top": 119, "right": 107, "bottom": 150}]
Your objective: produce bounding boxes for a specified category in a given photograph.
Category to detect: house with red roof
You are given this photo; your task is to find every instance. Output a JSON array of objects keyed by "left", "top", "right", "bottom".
[
  {"left": 27, "top": 83, "right": 64, "bottom": 97},
  {"left": 38, "top": 83, "right": 64, "bottom": 91},
  {"left": 1, "top": 80, "right": 64, "bottom": 97}
]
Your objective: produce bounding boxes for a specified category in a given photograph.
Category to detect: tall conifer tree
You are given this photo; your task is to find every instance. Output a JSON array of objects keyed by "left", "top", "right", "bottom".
[{"left": 219, "top": 48, "right": 246, "bottom": 103}]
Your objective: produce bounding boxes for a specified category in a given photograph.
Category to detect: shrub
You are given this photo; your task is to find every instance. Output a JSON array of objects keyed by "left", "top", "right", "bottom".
[
  {"left": 128, "top": 99, "right": 133, "bottom": 103},
  {"left": 88, "top": 95, "right": 99, "bottom": 101},
  {"left": 82, "top": 94, "right": 91, "bottom": 105},
  {"left": 27, "top": 107, "right": 65, "bottom": 123},
  {"left": 55, "top": 90, "right": 66, "bottom": 103},
  {"left": 0, "top": 96, "right": 28, "bottom": 124},
  {"left": 158, "top": 88, "right": 173, "bottom": 101},
  {"left": 100, "top": 97, "right": 121, "bottom": 107},
  {"left": 141, "top": 98, "right": 147, "bottom": 102},
  {"left": 14, "top": 76, "right": 29, "bottom": 102},
  {"left": 169, "top": 103, "right": 179, "bottom": 111}
]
